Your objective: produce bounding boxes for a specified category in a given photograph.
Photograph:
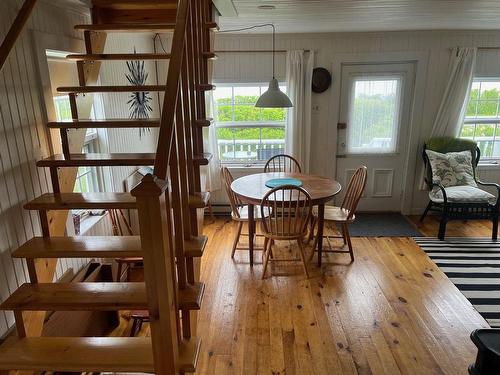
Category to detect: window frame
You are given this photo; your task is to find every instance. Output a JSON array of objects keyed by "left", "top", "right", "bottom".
[
  {"left": 213, "top": 82, "right": 287, "bottom": 166},
  {"left": 460, "top": 77, "right": 500, "bottom": 164}
]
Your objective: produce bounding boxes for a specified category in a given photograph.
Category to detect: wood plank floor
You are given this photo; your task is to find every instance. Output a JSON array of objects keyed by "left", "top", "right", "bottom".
[{"left": 192, "top": 217, "right": 488, "bottom": 375}]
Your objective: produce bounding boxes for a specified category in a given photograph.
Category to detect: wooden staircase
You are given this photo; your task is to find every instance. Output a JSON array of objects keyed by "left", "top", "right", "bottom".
[{"left": 0, "top": 0, "right": 216, "bottom": 373}]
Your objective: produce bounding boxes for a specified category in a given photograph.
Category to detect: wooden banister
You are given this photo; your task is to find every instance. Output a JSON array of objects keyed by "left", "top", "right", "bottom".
[
  {"left": 0, "top": 0, "right": 38, "bottom": 71},
  {"left": 153, "top": 0, "right": 190, "bottom": 179}
]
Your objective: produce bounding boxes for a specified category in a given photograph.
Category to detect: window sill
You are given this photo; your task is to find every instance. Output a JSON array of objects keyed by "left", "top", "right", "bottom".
[
  {"left": 223, "top": 163, "right": 265, "bottom": 173},
  {"left": 477, "top": 161, "right": 500, "bottom": 170},
  {"left": 79, "top": 211, "right": 108, "bottom": 235}
]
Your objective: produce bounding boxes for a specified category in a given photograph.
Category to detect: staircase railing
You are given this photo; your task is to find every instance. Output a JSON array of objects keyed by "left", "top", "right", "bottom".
[
  {"left": 0, "top": 0, "right": 38, "bottom": 71},
  {"left": 132, "top": 0, "right": 212, "bottom": 372}
]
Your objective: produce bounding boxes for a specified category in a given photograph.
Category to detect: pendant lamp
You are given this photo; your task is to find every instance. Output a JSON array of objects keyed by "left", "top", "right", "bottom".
[{"left": 255, "top": 24, "right": 293, "bottom": 108}]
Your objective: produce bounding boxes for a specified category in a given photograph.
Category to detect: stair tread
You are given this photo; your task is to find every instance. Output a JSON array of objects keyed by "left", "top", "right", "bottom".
[
  {"left": 24, "top": 192, "right": 137, "bottom": 210},
  {"left": 58, "top": 85, "right": 166, "bottom": 93},
  {"left": 67, "top": 53, "right": 171, "bottom": 61},
  {"left": 178, "top": 282, "right": 204, "bottom": 310},
  {"left": 13, "top": 236, "right": 142, "bottom": 259},
  {"left": 91, "top": 0, "right": 178, "bottom": 10},
  {"left": 1, "top": 281, "right": 203, "bottom": 311},
  {"left": 195, "top": 118, "right": 214, "bottom": 127},
  {"left": 189, "top": 192, "right": 210, "bottom": 209},
  {"left": 38, "top": 153, "right": 155, "bottom": 167},
  {"left": 194, "top": 152, "right": 213, "bottom": 166},
  {"left": 0, "top": 336, "right": 201, "bottom": 373},
  {"left": 0, "top": 282, "right": 147, "bottom": 311},
  {"left": 47, "top": 118, "right": 160, "bottom": 128},
  {"left": 75, "top": 23, "right": 176, "bottom": 32},
  {"left": 184, "top": 235, "right": 208, "bottom": 258}
]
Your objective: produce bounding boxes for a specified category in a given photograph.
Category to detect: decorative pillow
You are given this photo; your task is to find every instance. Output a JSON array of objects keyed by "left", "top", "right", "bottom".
[{"left": 425, "top": 149, "right": 477, "bottom": 188}]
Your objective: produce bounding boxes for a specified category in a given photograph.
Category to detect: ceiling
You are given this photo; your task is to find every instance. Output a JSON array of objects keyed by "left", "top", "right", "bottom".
[{"left": 217, "top": 0, "right": 500, "bottom": 34}]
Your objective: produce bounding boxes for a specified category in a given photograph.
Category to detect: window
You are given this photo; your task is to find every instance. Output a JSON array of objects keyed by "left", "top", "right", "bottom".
[
  {"left": 460, "top": 79, "right": 500, "bottom": 159},
  {"left": 214, "top": 83, "right": 287, "bottom": 164},
  {"left": 347, "top": 77, "right": 402, "bottom": 154},
  {"left": 52, "top": 95, "right": 101, "bottom": 193}
]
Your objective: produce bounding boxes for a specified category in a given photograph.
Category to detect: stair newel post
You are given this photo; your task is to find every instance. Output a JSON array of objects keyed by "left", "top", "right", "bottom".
[{"left": 131, "top": 174, "right": 181, "bottom": 374}]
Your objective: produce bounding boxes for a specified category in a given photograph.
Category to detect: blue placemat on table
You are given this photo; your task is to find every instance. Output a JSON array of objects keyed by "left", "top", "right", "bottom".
[{"left": 265, "top": 178, "right": 303, "bottom": 188}]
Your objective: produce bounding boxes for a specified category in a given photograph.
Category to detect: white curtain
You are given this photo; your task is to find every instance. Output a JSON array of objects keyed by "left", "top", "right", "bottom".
[
  {"left": 285, "top": 50, "right": 315, "bottom": 173},
  {"left": 202, "top": 58, "right": 222, "bottom": 192},
  {"left": 419, "top": 46, "right": 477, "bottom": 190},
  {"left": 430, "top": 47, "right": 477, "bottom": 137}
]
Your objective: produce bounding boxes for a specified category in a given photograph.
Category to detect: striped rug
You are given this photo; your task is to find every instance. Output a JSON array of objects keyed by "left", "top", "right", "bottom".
[{"left": 414, "top": 237, "right": 500, "bottom": 328}]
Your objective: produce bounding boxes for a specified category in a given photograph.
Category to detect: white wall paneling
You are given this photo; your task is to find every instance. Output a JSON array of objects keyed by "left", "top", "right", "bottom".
[
  {"left": 0, "top": 0, "right": 90, "bottom": 337},
  {"left": 213, "top": 31, "right": 500, "bottom": 213}
]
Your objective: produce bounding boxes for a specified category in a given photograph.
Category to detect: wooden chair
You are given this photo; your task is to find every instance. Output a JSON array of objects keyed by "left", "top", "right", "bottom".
[
  {"left": 264, "top": 154, "right": 302, "bottom": 173},
  {"left": 221, "top": 167, "right": 267, "bottom": 258},
  {"left": 310, "top": 166, "right": 367, "bottom": 262},
  {"left": 260, "top": 185, "right": 313, "bottom": 279}
]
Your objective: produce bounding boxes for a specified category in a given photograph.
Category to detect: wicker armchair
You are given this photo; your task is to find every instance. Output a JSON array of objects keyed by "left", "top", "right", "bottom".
[{"left": 420, "top": 137, "right": 500, "bottom": 240}]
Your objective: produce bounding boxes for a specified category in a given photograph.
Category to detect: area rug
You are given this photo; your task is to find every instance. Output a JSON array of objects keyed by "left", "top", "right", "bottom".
[
  {"left": 347, "top": 213, "right": 422, "bottom": 237},
  {"left": 414, "top": 237, "right": 500, "bottom": 328}
]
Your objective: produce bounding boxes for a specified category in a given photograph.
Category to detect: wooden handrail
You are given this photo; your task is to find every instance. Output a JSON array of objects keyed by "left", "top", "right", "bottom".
[
  {"left": 0, "top": 0, "right": 38, "bottom": 71},
  {"left": 153, "top": 0, "right": 190, "bottom": 179}
]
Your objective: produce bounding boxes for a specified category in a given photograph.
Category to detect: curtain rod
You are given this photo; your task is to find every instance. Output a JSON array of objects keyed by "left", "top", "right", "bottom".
[{"left": 214, "top": 49, "right": 309, "bottom": 53}]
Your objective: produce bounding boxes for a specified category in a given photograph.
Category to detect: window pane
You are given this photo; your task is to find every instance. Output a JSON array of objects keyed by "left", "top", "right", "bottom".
[
  {"left": 262, "top": 108, "right": 286, "bottom": 121},
  {"left": 234, "top": 86, "right": 259, "bottom": 105},
  {"left": 347, "top": 77, "right": 401, "bottom": 154},
  {"left": 476, "top": 101, "right": 498, "bottom": 117},
  {"left": 233, "top": 105, "right": 261, "bottom": 122},
  {"left": 216, "top": 105, "right": 233, "bottom": 122},
  {"left": 214, "top": 83, "right": 287, "bottom": 163}
]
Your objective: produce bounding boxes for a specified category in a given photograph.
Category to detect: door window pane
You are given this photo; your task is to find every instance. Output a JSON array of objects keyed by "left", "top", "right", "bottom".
[{"left": 347, "top": 77, "right": 401, "bottom": 154}]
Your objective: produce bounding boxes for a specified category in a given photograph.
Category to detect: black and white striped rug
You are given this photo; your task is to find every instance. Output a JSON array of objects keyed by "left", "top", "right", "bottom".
[{"left": 414, "top": 237, "right": 500, "bottom": 328}]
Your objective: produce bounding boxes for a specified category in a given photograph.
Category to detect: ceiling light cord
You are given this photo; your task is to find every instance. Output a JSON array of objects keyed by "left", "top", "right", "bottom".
[{"left": 218, "top": 23, "right": 276, "bottom": 79}]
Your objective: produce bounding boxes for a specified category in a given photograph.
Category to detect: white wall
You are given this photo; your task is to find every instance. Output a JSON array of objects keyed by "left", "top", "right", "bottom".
[
  {"left": 0, "top": 0, "right": 90, "bottom": 337},
  {"left": 212, "top": 30, "right": 500, "bottom": 213}
]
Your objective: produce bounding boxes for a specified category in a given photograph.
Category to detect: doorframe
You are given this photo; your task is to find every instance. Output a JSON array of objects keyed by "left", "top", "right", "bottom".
[{"left": 329, "top": 51, "right": 429, "bottom": 214}]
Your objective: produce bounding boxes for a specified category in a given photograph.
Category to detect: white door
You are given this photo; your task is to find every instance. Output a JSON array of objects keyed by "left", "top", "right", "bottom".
[{"left": 336, "top": 63, "right": 415, "bottom": 211}]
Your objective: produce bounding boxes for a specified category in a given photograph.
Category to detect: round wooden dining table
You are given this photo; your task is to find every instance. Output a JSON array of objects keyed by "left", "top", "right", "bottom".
[{"left": 231, "top": 172, "right": 341, "bottom": 267}]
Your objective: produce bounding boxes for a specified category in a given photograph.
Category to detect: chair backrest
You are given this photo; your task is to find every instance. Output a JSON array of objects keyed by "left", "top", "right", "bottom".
[
  {"left": 260, "top": 185, "right": 312, "bottom": 239},
  {"left": 422, "top": 137, "right": 479, "bottom": 190},
  {"left": 341, "top": 166, "right": 368, "bottom": 220},
  {"left": 221, "top": 167, "right": 242, "bottom": 218},
  {"left": 264, "top": 154, "right": 302, "bottom": 173}
]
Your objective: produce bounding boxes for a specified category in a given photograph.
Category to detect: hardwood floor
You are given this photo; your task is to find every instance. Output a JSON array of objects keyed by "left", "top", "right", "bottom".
[
  {"left": 193, "top": 217, "right": 487, "bottom": 375},
  {"left": 111, "top": 216, "right": 490, "bottom": 374},
  {"left": 408, "top": 215, "right": 496, "bottom": 238}
]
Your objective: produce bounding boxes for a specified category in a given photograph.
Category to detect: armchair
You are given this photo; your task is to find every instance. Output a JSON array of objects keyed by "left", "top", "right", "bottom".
[{"left": 420, "top": 137, "right": 500, "bottom": 240}]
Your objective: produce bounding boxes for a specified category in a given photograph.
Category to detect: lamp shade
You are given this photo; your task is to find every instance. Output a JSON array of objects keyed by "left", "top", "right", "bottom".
[{"left": 255, "top": 78, "right": 293, "bottom": 108}]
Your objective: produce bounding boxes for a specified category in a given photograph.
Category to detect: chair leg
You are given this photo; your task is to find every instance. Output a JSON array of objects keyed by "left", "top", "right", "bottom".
[
  {"left": 307, "top": 216, "right": 317, "bottom": 243},
  {"left": 297, "top": 240, "right": 310, "bottom": 279},
  {"left": 309, "top": 232, "right": 318, "bottom": 261},
  {"left": 420, "top": 201, "right": 433, "bottom": 222},
  {"left": 130, "top": 317, "right": 141, "bottom": 337},
  {"left": 261, "top": 238, "right": 272, "bottom": 279},
  {"left": 116, "top": 262, "right": 123, "bottom": 282},
  {"left": 342, "top": 223, "right": 354, "bottom": 263},
  {"left": 231, "top": 221, "right": 243, "bottom": 258},
  {"left": 438, "top": 218, "right": 447, "bottom": 241},
  {"left": 493, "top": 213, "right": 499, "bottom": 240},
  {"left": 340, "top": 223, "right": 347, "bottom": 245},
  {"left": 262, "top": 237, "right": 269, "bottom": 262}
]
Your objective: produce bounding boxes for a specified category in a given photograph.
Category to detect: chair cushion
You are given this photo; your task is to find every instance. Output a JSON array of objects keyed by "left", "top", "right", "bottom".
[
  {"left": 425, "top": 149, "right": 477, "bottom": 188},
  {"left": 312, "top": 206, "right": 354, "bottom": 222},
  {"left": 429, "top": 185, "right": 496, "bottom": 204}
]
